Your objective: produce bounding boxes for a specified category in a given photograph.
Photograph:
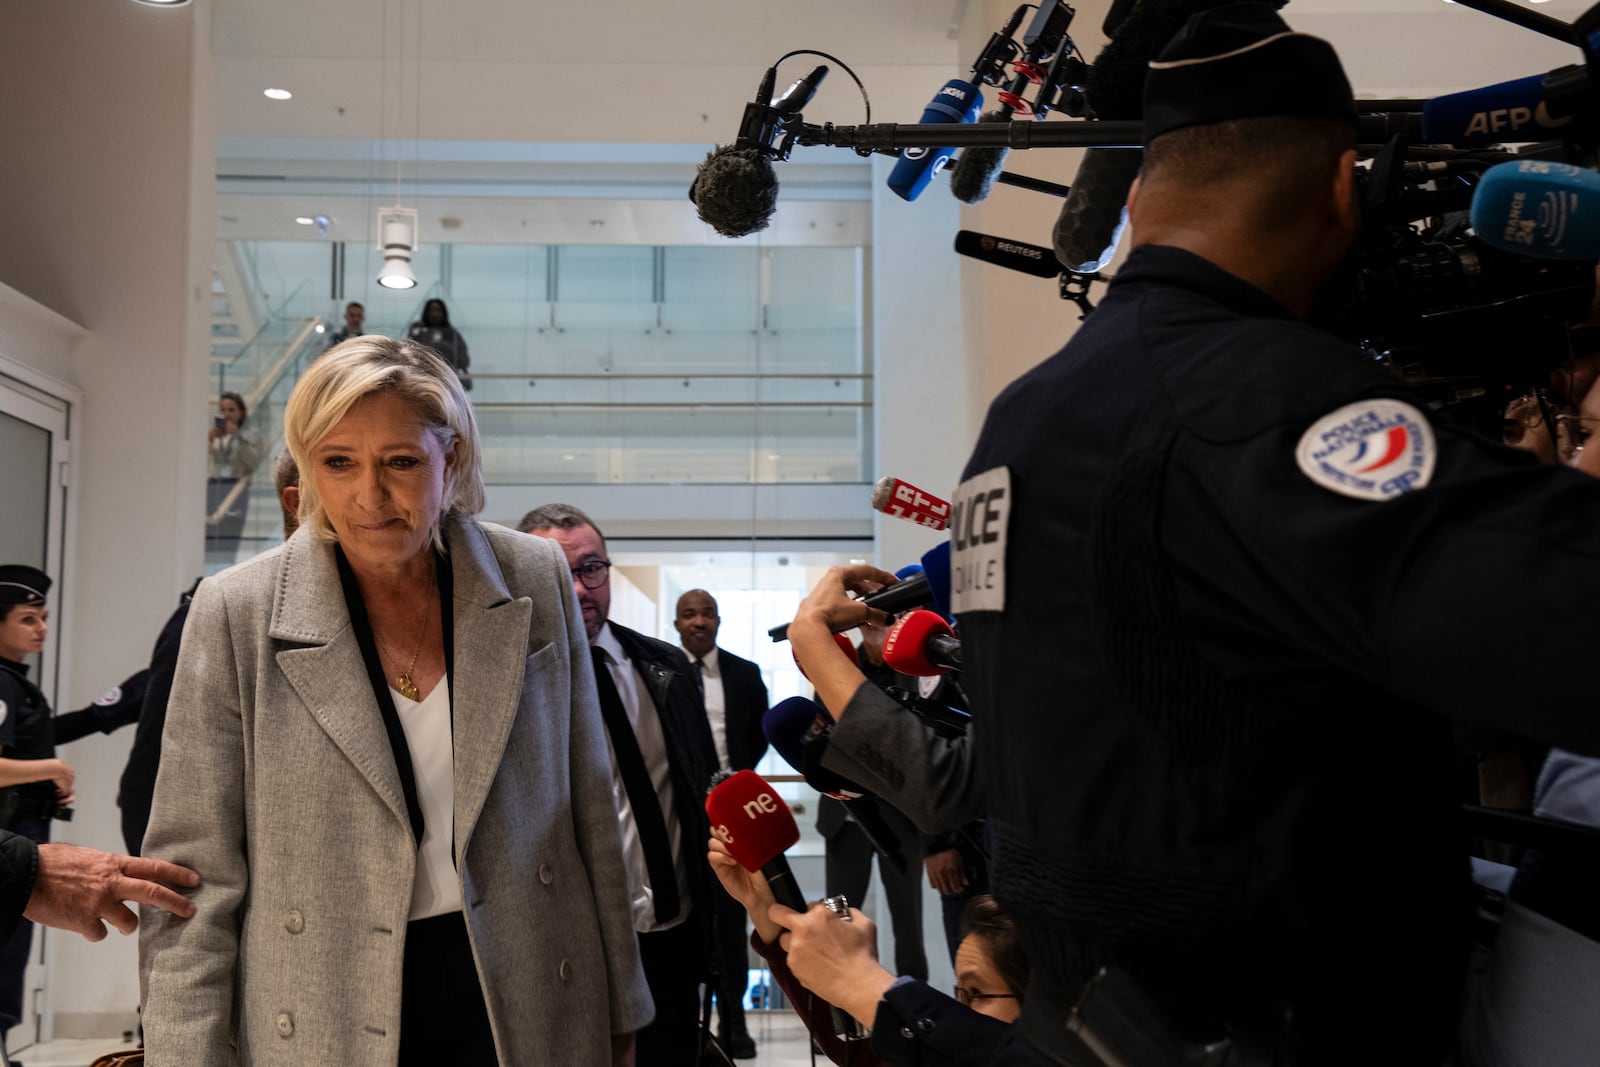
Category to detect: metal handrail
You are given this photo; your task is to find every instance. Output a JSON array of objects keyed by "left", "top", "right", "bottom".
[{"left": 206, "top": 316, "right": 321, "bottom": 526}]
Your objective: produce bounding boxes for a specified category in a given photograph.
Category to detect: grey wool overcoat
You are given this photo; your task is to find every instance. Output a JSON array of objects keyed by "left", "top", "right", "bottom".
[{"left": 138, "top": 514, "right": 653, "bottom": 1065}]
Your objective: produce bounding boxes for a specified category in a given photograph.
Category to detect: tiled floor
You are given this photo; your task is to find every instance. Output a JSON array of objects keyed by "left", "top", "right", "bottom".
[
  {"left": 8, "top": 1038, "right": 134, "bottom": 1066},
  {"left": 17, "top": 1013, "right": 830, "bottom": 1066}
]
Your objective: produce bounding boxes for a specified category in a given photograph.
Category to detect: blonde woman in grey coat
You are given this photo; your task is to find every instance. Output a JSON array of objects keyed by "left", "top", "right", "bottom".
[{"left": 140, "top": 338, "right": 652, "bottom": 1066}]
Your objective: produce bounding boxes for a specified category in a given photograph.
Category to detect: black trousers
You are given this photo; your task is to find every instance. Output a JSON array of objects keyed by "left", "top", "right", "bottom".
[
  {"left": 400, "top": 912, "right": 495, "bottom": 1066},
  {"left": 637, "top": 920, "right": 702, "bottom": 1066},
  {"left": 712, "top": 882, "right": 751, "bottom": 1034}
]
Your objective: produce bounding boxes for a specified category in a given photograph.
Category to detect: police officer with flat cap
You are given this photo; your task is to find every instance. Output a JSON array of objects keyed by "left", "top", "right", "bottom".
[
  {"left": 789, "top": 5, "right": 1600, "bottom": 1065},
  {"left": 0, "top": 564, "right": 78, "bottom": 1046}
]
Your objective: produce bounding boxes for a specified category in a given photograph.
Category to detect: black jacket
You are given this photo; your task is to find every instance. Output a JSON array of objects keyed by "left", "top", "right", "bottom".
[{"left": 713, "top": 647, "right": 769, "bottom": 773}]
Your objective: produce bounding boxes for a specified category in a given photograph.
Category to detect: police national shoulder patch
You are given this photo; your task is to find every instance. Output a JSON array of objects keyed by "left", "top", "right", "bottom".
[
  {"left": 94, "top": 686, "right": 123, "bottom": 707},
  {"left": 1295, "top": 398, "right": 1436, "bottom": 501}
]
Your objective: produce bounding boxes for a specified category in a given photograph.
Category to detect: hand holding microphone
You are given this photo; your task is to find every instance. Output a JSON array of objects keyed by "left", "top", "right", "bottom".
[
  {"left": 706, "top": 836, "right": 786, "bottom": 944},
  {"left": 771, "top": 899, "right": 895, "bottom": 1034}
]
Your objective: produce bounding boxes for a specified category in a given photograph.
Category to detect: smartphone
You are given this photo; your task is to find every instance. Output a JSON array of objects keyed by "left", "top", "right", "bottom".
[{"left": 214, "top": 416, "right": 227, "bottom": 431}]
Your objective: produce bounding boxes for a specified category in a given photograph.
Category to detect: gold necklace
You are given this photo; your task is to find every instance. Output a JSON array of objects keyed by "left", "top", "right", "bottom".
[{"left": 372, "top": 571, "right": 434, "bottom": 702}]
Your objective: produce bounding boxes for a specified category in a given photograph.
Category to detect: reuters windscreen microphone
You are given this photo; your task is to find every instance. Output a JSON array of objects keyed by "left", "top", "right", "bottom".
[
  {"left": 882, "top": 609, "right": 962, "bottom": 676},
  {"left": 871, "top": 476, "right": 952, "bottom": 530},
  {"left": 705, "top": 769, "right": 807, "bottom": 912}
]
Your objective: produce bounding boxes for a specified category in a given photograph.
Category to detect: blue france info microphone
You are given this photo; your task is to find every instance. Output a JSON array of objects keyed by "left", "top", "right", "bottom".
[
  {"left": 886, "top": 79, "right": 984, "bottom": 202},
  {"left": 1470, "top": 160, "right": 1600, "bottom": 261}
]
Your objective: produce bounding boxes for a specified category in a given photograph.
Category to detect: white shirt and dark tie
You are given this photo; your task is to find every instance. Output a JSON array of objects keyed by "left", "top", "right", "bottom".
[
  {"left": 692, "top": 646, "right": 733, "bottom": 774},
  {"left": 592, "top": 623, "right": 690, "bottom": 934}
]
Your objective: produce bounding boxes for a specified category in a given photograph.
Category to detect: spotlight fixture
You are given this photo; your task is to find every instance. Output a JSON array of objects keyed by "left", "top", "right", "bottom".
[
  {"left": 376, "top": 207, "right": 419, "bottom": 290},
  {"left": 263, "top": 88, "right": 293, "bottom": 101}
]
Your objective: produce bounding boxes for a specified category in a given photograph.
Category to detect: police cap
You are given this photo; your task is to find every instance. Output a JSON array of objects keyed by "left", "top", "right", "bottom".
[
  {"left": 1142, "top": 3, "right": 1359, "bottom": 144},
  {"left": 0, "top": 565, "right": 50, "bottom": 610}
]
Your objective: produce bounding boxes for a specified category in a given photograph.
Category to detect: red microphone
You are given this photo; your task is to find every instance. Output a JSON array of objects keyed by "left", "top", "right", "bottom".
[
  {"left": 870, "top": 476, "right": 951, "bottom": 531},
  {"left": 792, "top": 632, "right": 857, "bottom": 681},
  {"left": 882, "top": 609, "right": 962, "bottom": 676},
  {"left": 705, "top": 769, "right": 807, "bottom": 911}
]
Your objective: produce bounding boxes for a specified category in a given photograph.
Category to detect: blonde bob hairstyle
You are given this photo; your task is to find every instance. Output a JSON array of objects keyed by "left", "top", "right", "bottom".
[{"left": 284, "top": 336, "right": 486, "bottom": 548}]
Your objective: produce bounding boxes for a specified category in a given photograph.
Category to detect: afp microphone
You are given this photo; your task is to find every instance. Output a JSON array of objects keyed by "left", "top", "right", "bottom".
[
  {"left": 1421, "top": 66, "right": 1588, "bottom": 146},
  {"left": 1470, "top": 159, "right": 1600, "bottom": 261},
  {"left": 883, "top": 610, "right": 962, "bottom": 676},
  {"left": 887, "top": 80, "right": 985, "bottom": 202}
]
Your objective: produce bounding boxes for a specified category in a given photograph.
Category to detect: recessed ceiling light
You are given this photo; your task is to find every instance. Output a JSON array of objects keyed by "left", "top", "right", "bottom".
[
  {"left": 294, "top": 216, "right": 315, "bottom": 225},
  {"left": 132, "top": 0, "right": 192, "bottom": 7},
  {"left": 264, "top": 87, "right": 293, "bottom": 101}
]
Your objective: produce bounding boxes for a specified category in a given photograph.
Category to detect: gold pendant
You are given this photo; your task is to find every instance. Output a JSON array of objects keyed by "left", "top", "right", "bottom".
[{"left": 395, "top": 673, "right": 421, "bottom": 702}]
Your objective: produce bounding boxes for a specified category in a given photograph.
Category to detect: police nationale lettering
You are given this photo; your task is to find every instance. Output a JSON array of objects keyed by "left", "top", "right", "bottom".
[
  {"left": 949, "top": 466, "right": 1011, "bottom": 613},
  {"left": 1295, "top": 399, "right": 1436, "bottom": 502}
]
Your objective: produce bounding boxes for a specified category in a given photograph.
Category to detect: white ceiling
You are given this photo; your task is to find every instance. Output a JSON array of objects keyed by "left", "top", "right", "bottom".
[{"left": 210, "top": 0, "right": 1599, "bottom": 245}]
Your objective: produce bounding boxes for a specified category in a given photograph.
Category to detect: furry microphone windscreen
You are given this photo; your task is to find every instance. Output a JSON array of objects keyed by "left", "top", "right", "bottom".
[{"left": 691, "top": 145, "right": 780, "bottom": 238}]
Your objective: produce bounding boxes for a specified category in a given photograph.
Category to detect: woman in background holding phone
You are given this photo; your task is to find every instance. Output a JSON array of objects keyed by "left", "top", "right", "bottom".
[{"left": 206, "top": 391, "right": 263, "bottom": 564}]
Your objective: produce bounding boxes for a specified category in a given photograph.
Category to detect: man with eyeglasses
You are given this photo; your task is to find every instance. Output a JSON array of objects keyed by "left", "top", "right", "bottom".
[{"left": 518, "top": 504, "right": 719, "bottom": 1066}]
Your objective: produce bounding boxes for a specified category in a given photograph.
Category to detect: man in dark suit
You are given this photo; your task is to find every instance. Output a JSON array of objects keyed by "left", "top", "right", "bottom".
[
  {"left": 520, "top": 505, "right": 718, "bottom": 1067},
  {"left": 673, "top": 589, "right": 768, "bottom": 1058}
]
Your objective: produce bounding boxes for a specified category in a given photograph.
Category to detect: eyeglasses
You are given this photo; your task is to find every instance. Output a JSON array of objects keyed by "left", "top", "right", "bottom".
[
  {"left": 953, "top": 986, "right": 1017, "bottom": 1007},
  {"left": 571, "top": 559, "right": 612, "bottom": 589}
]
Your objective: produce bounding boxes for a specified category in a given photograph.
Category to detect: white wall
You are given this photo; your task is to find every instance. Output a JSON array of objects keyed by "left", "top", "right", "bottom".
[{"left": 0, "top": 0, "right": 215, "bottom": 1036}]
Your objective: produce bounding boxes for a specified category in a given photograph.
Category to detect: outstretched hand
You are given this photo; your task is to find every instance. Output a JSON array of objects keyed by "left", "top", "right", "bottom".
[{"left": 24, "top": 843, "right": 199, "bottom": 941}]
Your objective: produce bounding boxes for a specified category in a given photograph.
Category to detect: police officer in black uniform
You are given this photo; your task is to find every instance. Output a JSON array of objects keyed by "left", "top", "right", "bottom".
[
  {"left": 0, "top": 564, "right": 76, "bottom": 1048},
  {"left": 793, "top": 6, "right": 1600, "bottom": 1065}
]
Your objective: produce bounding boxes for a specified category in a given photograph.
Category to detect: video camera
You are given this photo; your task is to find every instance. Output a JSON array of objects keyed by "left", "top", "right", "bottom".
[{"left": 1326, "top": 0, "right": 1600, "bottom": 435}]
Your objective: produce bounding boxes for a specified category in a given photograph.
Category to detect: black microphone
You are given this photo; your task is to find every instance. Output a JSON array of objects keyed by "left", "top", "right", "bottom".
[
  {"left": 954, "top": 229, "right": 1061, "bottom": 278},
  {"left": 691, "top": 65, "right": 829, "bottom": 238},
  {"left": 1056, "top": 0, "right": 1266, "bottom": 273},
  {"left": 761, "top": 698, "right": 908, "bottom": 873},
  {"left": 946, "top": 5, "right": 1032, "bottom": 204}
]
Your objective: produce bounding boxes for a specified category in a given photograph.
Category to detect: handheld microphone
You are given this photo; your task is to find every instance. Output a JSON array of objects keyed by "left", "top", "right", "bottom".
[
  {"left": 887, "top": 80, "right": 985, "bottom": 202},
  {"left": 870, "top": 475, "right": 952, "bottom": 530},
  {"left": 691, "top": 65, "right": 829, "bottom": 238},
  {"left": 1470, "top": 159, "right": 1600, "bottom": 261},
  {"left": 761, "top": 699, "right": 909, "bottom": 875},
  {"left": 762, "top": 697, "right": 867, "bottom": 799},
  {"left": 882, "top": 610, "right": 962, "bottom": 676},
  {"left": 769, "top": 540, "right": 952, "bottom": 641},
  {"left": 953, "top": 230, "right": 1062, "bottom": 279},
  {"left": 1421, "top": 66, "right": 1588, "bottom": 146},
  {"left": 705, "top": 769, "right": 807, "bottom": 912},
  {"left": 791, "top": 632, "right": 858, "bottom": 679}
]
